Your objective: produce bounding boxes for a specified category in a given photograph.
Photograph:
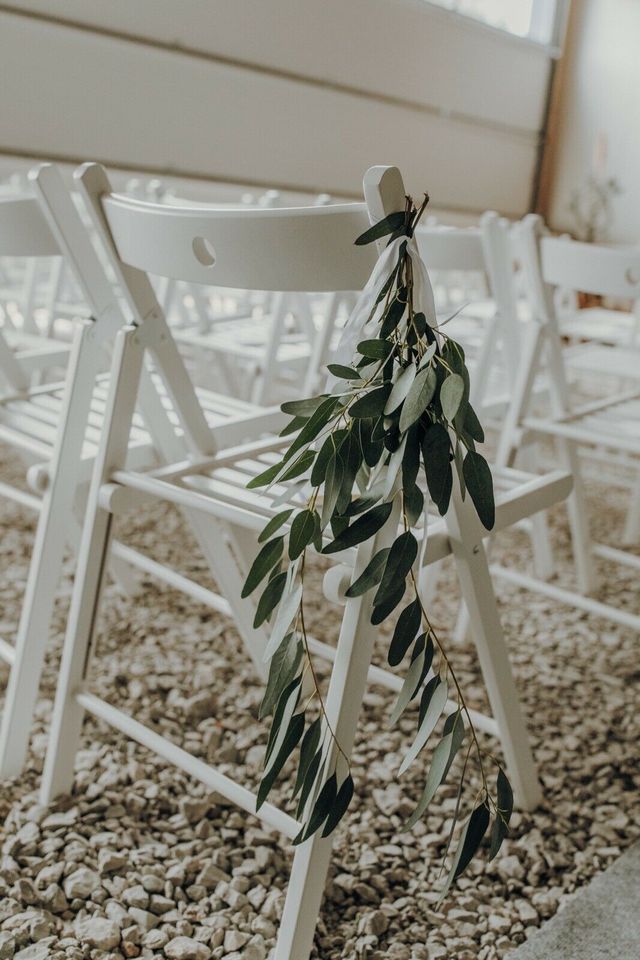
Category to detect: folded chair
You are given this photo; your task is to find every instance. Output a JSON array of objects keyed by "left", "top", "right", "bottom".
[
  {"left": 0, "top": 166, "right": 278, "bottom": 779},
  {"left": 40, "top": 163, "right": 571, "bottom": 960},
  {"left": 492, "top": 214, "right": 640, "bottom": 632}
]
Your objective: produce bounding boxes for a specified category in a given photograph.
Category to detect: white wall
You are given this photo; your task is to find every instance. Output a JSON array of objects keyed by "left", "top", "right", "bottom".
[
  {"left": 547, "top": 0, "right": 640, "bottom": 242},
  {"left": 0, "top": 1, "right": 554, "bottom": 215}
]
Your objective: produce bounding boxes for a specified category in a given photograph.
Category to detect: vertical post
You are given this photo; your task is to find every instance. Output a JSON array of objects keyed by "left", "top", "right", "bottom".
[
  {"left": 275, "top": 506, "right": 400, "bottom": 960},
  {"left": 40, "top": 327, "right": 144, "bottom": 803},
  {"left": 0, "top": 322, "right": 100, "bottom": 777},
  {"left": 445, "top": 485, "right": 542, "bottom": 810}
]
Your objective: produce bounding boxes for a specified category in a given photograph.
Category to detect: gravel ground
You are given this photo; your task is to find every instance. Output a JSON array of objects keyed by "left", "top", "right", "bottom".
[{"left": 0, "top": 445, "right": 638, "bottom": 960}]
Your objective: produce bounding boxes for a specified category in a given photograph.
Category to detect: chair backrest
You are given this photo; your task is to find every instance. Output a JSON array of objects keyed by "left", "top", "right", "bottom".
[
  {"left": 0, "top": 190, "right": 65, "bottom": 391},
  {"left": 513, "top": 214, "right": 557, "bottom": 327},
  {"left": 415, "top": 224, "right": 486, "bottom": 273},
  {"left": 541, "top": 234, "right": 640, "bottom": 301},
  {"left": 0, "top": 196, "right": 60, "bottom": 258},
  {"left": 517, "top": 213, "right": 640, "bottom": 317},
  {"left": 75, "top": 163, "right": 403, "bottom": 298}
]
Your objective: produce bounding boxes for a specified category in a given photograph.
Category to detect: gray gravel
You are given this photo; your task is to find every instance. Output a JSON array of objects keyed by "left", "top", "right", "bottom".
[{"left": 0, "top": 445, "right": 638, "bottom": 960}]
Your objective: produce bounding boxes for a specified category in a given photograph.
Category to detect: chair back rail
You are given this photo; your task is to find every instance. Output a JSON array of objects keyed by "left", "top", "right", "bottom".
[
  {"left": 0, "top": 196, "right": 59, "bottom": 258},
  {"left": 97, "top": 190, "right": 379, "bottom": 292},
  {"left": 541, "top": 233, "right": 640, "bottom": 300}
]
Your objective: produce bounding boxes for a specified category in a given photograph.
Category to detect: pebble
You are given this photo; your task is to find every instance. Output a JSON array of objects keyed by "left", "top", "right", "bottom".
[
  {"left": 0, "top": 933, "right": 15, "bottom": 960},
  {"left": 74, "top": 916, "right": 121, "bottom": 949},
  {"left": 63, "top": 868, "right": 101, "bottom": 900},
  {"left": 164, "top": 936, "right": 211, "bottom": 959}
]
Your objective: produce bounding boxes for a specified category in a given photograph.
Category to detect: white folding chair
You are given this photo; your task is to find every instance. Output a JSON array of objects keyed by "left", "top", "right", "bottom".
[
  {"left": 40, "top": 163, "right": 571, "bottom": 960},
  {"left": 491, "top": 214, "right": 640, "bottom": 632},
  {"left": 0, "top": 165, "right": 278, "bottom": 779}
]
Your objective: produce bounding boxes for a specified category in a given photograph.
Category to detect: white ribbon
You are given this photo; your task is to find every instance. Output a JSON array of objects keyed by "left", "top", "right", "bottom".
[
  {"left": 326, "top": 234, "right": 438, "bottom": 386},
  {"left": 323, "top": 231, "right": 439, "bottom": 571}
]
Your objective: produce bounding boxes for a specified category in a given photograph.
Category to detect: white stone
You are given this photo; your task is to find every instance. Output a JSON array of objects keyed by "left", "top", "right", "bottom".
[
  {"left": 164, "top": 936, "right": 211, "bottom": 959},
  {"left": 14, "top": 944, "right": 52, "bottom": 960},
  {"left": 63, "top": 867, "right": 101, "bottom": 899},
  {"left": 0, "top": 932, "right": 15, "bottom": 960},
  {"left": 224, "top": 930, "right": 249, "bottom": 952},
  {"left": 75, "top": 917, "right": 121, "bottom": 950}
]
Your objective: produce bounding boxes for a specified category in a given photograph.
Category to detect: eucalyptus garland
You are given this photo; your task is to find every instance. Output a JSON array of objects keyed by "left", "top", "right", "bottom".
[{"left": 242, "top": 194, "right": 513, "bottom": 895}]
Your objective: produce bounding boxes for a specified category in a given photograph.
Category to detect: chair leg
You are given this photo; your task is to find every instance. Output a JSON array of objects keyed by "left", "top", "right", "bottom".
[
  {"left": 622, "top": 478, "right": 640, "bottom": 546},
  {"left": 0, "top": 325, "right": 99, "bottom": 779},
  {"left": 445, "top": 491, "right": 542, "bottom": 811},
  {"left": 560, "top": 439, "right": 598, "bottom": 594},
  {"left": 274, "top": 509, "right": 400, "bottom": 960},
  {"left": 519, "top": 445, "right": 555, "bottom": 581},
  {"left": 40, "top": 328, "right": 144, "bottom": 803}
]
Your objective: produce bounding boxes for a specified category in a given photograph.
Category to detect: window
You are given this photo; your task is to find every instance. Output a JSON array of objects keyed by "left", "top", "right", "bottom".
[{"left": 426, "top": 0, "right": 563, "bottom": 46}]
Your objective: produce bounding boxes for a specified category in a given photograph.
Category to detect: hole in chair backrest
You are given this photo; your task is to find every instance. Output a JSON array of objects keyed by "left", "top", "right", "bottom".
[
  {"left": 625, "top": 266, "right": 639, "bottom": 287},
  {"left": 192, "top": 236, "right": 216, "bottom": 267}
]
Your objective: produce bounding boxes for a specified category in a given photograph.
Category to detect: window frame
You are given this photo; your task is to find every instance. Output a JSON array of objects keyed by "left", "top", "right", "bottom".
[{"left": 421, "top": 0, "right": 570, "bottom": 53}]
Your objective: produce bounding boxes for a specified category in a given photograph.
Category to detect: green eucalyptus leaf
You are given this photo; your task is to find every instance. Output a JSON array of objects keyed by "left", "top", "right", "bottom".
[
  {"left": 418, "top": 342, "right": 437, "bottom": 369},
  {"left": 247, "top": 459, "right": 286, "bottom": 490},
  {"left": 311, "top": 429, "right": 348, "bottom": 488},
  {"left": 295, "top": 748, "right": 323, "bottom": 819},
  {"left": 323, "top": 501, "right": 393, "bottom": 555},
  {"left": 387, "top": 598, "right": 422, "bottom": 666},
  {"left": 441, "top": 373, "right": 466, "bottom": 422},
  {"left": 278, "top": 448, "right": 316, "bottom": 483},
  {"left": 349, "top": 384, "right": 392, "bottom": 418},
  {"left": 399, "top": 366, "right": 437, "bottom": 433},
  {"left": 263, "top": 677, "right": 301, "bottom": 767},
  {"left": 253, "top": 571, "right": 287, "bottom": 628},
  {"left": 463, "top": 402, "right": 484, "bottom": 443},
  {"left": 374, "top": 531, "right": 418, "bottom": 608},
  {"left": 389, "top": 634, "right": 433, "bottom": 726},
  {"left": 345, "top": 547, "right": 390, "bottom": 598},
  {"left": 259, "top": 632, "right": 303, "bottom": 719},
  {"left": 281, "top": 395, "right": 330, "bottom": 417},
  {"left": 283, "top": 396, "right": 341, "bottom": 462},
  {"left": 463, "top": 451, "right": 495, "bottom": 530},
  {"left": 418, "top": 675, "right": 439, "bottom": 726},
  {"left": 321, "top": 453, "right": 345, "bottom": 528},
  {"left": 403, "top": 483, "right": 424, "bottom": 527},
  {"left": 354, "top": 211, "right": 406, "bottom": 246},
  {"left": 336, "top": 430, "right": 364, "bottom": 515},
  {"left": 380, "top": 296, "right": 406, "bottom": 337},
  {"left": 357, "top": 338, "right": 394, "bottom": 360},
  {"left": 422, "top": 423, "right": 453, "bottom": 516},
  {"left": 257, "top": 712, "right": 305, "bottom": 809},
  {"left": 399, "top": 677, "right": 448, "bottom": 775},
  {"left": 439, "top": 802, "right": 490, "bottom": 899},
  {"left": 289, "top": 509, "right": 319, "bottom": 560},
  {"left": 402, "top": 710, "right": 465, "bottom": 831},
  {"left": 402, "top": 429, "right": 421, "bottom": 489},
  {"left": 385, "top": 364, "right": 417, "bottom": 415},
  {"left": 371, "top": 580, "right": 406, "bottom": 624},
  {"left": 489, "top": 767, "right": 514, "bottom": 860},
  {"left": 327, "top": 364, "right": 361, "bottom": 380},
  {"left": 258, "top": 510, "right": 293, "bottom": 544},
  {"left": 294, "top": 772, "right": 338, "bottom": 844},
  {"left": 280, "top": 415, "right": 308, "bottom": 437},
  {"left": 262, "top": 580, "right": 303, "bottom": 661},
  {"left": 292, "top": 717, "right": 322, "bottom": 799},
  {"left": 242, "top": 537, "right": 284, "bottom": 598},
  {"left": 454, "top": 440, "right": 466, "bottom": 500},
  {"left": 403, "top": 732, "right": 453, "bottom": 830},
  {"left": 321, "top": 774, "right": 355, "bottom": 837},
  {"left": 364, "top": 418, "right": 385, "bottom": 466}
]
